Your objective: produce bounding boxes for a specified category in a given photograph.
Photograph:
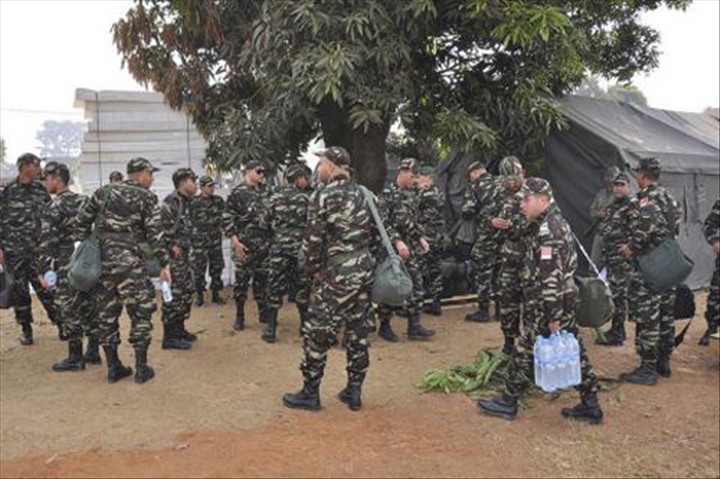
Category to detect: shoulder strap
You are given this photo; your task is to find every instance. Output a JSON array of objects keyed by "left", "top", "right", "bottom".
[
  {"left": 91, "top": 186, "right": 112, "bottom": 239},
  {"left": 358, "top": 185, "right": 396, "bottom": 258},
  {"left": 570, "top": 228, "right": 601, "bottom": 278}
]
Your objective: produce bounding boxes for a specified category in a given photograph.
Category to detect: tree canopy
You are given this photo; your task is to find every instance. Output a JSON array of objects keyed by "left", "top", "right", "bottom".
[
  {"left": 574, "top": 76, "right": 648, "bottom": 106},
  {"left": 113, "top": 0, "right": 689, "bottom": 190},
  {"left": 36, "top": 120, "right": 85, "bottom": 159}
]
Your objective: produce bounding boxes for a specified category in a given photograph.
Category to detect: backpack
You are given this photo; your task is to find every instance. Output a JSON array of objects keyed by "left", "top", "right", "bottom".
[
  {"left": 68, "top": 186, "right": 111, "bottom": 292},
  {"left": 571, "top": 230, "right": 615, "bottom": 328},
  {"left": 0, "top": 265, "right": 14, "bottom": 309}
]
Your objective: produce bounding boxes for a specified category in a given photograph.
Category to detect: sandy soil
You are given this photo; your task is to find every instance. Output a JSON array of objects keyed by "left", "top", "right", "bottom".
[{"left": 0, "top": 292, "right": 718, "bottom": 478}]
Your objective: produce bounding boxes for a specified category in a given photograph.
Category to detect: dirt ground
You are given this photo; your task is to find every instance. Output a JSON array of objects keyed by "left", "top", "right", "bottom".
[{"left": 0, "top": 292, "right": 718, "bottom": 479}]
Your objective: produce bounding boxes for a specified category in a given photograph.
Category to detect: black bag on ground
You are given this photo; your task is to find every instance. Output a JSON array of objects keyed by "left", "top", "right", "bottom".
[
  {"left": 0, "top": 265, "right": 14, "bottom": 309},
  {"left": 637, "top": 238, "right": 694, "bottom": 293},
  {"left": 674, "top": 284, "right": 695, "bottom": 320}
]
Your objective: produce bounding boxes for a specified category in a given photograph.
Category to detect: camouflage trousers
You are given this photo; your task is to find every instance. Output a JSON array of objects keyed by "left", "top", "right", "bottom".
[
  {"left": 606, "top": 260, "right": 633, "bottom": 331},
  {"left": 706, "top": 256, "right": 719, "bottom": 330},
  {"left": 378, "top": 253, "right": 424, "bottom": 320},
  {"left": 632, "top": 275, "right": 675, "bottom": 366},
  {"left": 470, "top": 229, "right": 502, "bottom": 306},
  {"left": 421, "top": 245, "right": 444, "bottom": 301},
  {"left": 192, "top": 236, "right": 224, "bottom": 293},
  {"left": 266, "top": 247, "right": 310, "bottom": 310},
  {"left": 93, "top": 245, "right": 157, "bottom": 350},
  {"left": 506, "top": 292, "right": 599, "bottom": 398},
  {"left": 3, "top": 249, "right": 57, "bottom": 325},
  {"left": 54, "top": 260, "right": 98, "bottom": 341},
  {"left": 300, "top": 261, "right": 374, "bottom": 389},
  {"left": 162, "top": 250, "right": 194, "bottom": 328},
  {"left": 497, "top": 247, "right": 524, "bottom": 341},
  {"left": 232, "top": 236, "right": 270, "bottom": 308}
]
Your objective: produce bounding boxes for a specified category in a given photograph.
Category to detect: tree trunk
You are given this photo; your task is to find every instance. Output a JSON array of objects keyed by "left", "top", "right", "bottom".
[{"left": 318, "top": 101, "right": 390, "bottom": 193}]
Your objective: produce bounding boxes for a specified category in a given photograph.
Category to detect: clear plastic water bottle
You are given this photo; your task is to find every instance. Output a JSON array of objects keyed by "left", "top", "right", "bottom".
[
  {"left": 160, "top": 280, "right": 173, "bottom": 303},
  {"left": 558, "top": 331, "right": 572, "bottom": 389},
  {"left": 540, "top": 336, "right": 556, "bottom": 392},
  {"left": 44, "top": 270, "right": 57, "bottom": 290},
  {"left": 534, "top": 336, "right": 544, "bottom": 389},
  {"left": 566, "top": 331, "right": 582, "bottom": 386}
]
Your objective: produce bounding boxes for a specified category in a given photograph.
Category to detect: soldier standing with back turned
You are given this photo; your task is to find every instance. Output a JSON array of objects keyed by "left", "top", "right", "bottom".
[
  {"left": 416, "top": 165, "right": 446, "bottom": 316},
  {"left": 699, "top": 198, "right": 719, "bottom": 345},
  {"left": 191, "top": 175, "right": 226, "bottom": 306}
]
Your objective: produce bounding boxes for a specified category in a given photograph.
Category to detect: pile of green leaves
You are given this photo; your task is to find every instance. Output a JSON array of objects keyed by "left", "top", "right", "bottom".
[{"left": 418, "top": 348, "right": 509, "bottom": 398}]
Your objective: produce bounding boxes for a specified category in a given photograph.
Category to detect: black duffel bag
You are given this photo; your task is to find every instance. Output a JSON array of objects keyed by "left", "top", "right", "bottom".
[
  {"left": 674, "top": 284, "right": 695, "bottom": 320},
  {"left": 637, "top": 238, "right": 694, "bottom": 293},
  {"left": 0, "top": 265, "right": 14, "bottom": 309}
]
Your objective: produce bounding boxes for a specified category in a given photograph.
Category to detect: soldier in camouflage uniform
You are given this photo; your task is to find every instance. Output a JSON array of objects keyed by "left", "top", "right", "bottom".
[
  {"left": 479, "top": 178, "right": 604, "bottom": 424},
  {"left": 76, "top": 157, "right": 171, "bottom": 385},
  {"left": 223, "top": 160, "right": 272, "bottom": 331},
  {"left": 462, "top": 160, "right": 504, "bottom": 323},
  {"left": 492, "top": 156, "right": 528, "bottom": 355},
  {"left": 589, "top": 166, "right": 621, "bottom": 270},
  {"left": 0, "top": 153, "right": 58, "bottom": 345},
  {"left": 595, "top": 172, "right": 639, "bottom": 346},
  {"left": 376, "top": 158, "right": 435, "bottom": 343},
  {"left": 38, "top": 162, "right": 101, "bottom": 372},
  {"left": 191, "top": 175, "right": 226, "bottom": 306},
  {"left": 160, "top": 168, "right": 198, "bottom": 350},
  {"left": 699, "top": 198, "right": 719, "bottom": 345},
  {"left": 283, "top": 147, "right": 389, "bottom": 412},
  {"left": 417, "top": 165, "right": 446, "bottom": 316},
  {"left": 619, "top": 157, "right": 681, "bottom": 385},
  {"left": 109, "top": 171, "right": 123, "bottom": 184}
]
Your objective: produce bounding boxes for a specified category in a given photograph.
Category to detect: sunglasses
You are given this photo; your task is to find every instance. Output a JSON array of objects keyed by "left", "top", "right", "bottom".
[{"left": 255, "top": 168, "right": 266, "bottom": 175}]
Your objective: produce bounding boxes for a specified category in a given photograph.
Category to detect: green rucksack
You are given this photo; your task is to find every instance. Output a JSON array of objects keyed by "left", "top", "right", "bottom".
[
  {"left": 637, "top": 238, "right": 694, "bottom": 293},
  {"left": 68, "top": 186, "right": 111, "bottom": 292},
  {"left": 571, "top": 230, "right": 615, "bottom": 328},
  {"left": 358, "top": 186, "right": 413, "bottom": 307}
]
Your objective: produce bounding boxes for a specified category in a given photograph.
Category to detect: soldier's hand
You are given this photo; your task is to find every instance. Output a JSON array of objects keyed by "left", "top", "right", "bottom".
[
  {"left": 39, "top": 276, "right": 49, "bottom": 290},
  {"left": 491, "top": 218, "right": 509, "bottom": 230},
  {"left": 395, "top": 240, "right": 410, "bottom": 260},
  {"left": 159, "top": 265, "right": 172, "bottom": 284},
  {"left": 171, "top": 246, "right": 183, "bottom": 259},
  {"left": 548, "top": 319, "right": 561, "bottom": 334},
  {"left": 713, "top": 240, "right": 720, "bottom": 256},
  {"left": 233, "top": 239, "right": 249, "bottom": 261},
  {"left": 619, "top": 244, "right": 632, "bottom": 259},
  {"left": 419, "top": 238, "right": 430, "bottom": 255}
]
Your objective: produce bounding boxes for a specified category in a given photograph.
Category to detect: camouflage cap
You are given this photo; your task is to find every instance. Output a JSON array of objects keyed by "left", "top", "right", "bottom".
[
  {"left": 127, "top": 157, "right": 160, "bottom": 174},
  {"left": 109, "top": 171, "right": 124, "bottom": 182},
  {"left": 286, "top": 164, "right": 311, "bottom": 183},
  {"left": 613, "top": 171, "right": 630, "bottom": 184},
  {"left": 604, "top": 165, "right": 621, "bottom": 182},
  {"left": 418, "top": 165, "right": 435, "bottom": 176},
  {"left": 466, "top": 160, "right": 485, "bottom": 174},
  {"left": 43, "top": 161, "right": 70, "bottom": 184},
  {"left": 399, "top": 158, "right": 419, "bottom": 174},
  {"left": 16, "top": 152, "right": 41, "bottom": 169},
  {"left": 314, "top": 146, "right": 351, "bottom": 167},
  {"left": 524, "top": 177, "right": 552, "bottom": 196},
  {"left": 199, "top": 175, "right": 216, "bottom": 187},
  {"left": 244, "top": 159, "right": 266, "bottom": 172},
  {"left": 498, "top": 155, "right": 523, "bottom": 177},
  {"left": 633, "top": 157, "right": 661, "bottom": 173}
]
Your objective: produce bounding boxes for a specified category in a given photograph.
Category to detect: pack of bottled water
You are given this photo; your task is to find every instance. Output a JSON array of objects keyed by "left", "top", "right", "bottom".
[{"left": 534, "top": 331, "right": 581, "bottom": 392}]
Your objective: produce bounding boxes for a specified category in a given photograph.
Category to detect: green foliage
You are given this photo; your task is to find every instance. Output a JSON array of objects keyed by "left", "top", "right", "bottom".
[
  {"left": 418, "top": 348, "right": 510, "bottom": 397},
  {"left": 575, "top": 75, "right": 649, "bottom": 106},
  {"left": 113, "top": 0, "right": 690, "bottom": 182}
]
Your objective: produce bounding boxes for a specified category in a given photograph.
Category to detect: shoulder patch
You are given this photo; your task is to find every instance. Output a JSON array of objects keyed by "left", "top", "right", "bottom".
[{"left": 540, "top": 245, "right": 553, "bottom": 260}]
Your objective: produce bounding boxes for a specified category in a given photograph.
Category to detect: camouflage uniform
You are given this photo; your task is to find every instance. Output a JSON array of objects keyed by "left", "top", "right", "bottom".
[
  {"left": 701, "top": 199, "right": 719, "bottom": 343},
  {"left": 417, "top": 181, "right": 445, "bottom": 307},
  {"left": 0, "top": 174, "right": 58, "bottom": 337},
  {"left": 191, "top": 189, "right": 225, "bottom": 297}
]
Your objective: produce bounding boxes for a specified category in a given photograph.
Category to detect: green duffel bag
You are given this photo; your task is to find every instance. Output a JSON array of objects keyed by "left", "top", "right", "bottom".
[
  {"left": 637, "top": 238, "right": 694, "bottom": 293},
  {"left": 575, "top": 276, "right": 614, "bottom": 328},
  {"left": 68, "top": 186, "right": 111, "bottom": 292}
]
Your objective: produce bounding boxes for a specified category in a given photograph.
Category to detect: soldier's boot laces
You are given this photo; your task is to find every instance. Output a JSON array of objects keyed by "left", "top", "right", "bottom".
[
  {"left": 134, "top": 347, "right": 155, "bottom": 384},
  {"left": 52, "top": 339, "right": 86, "bottom": 372},
  {"left": 233, "top": 302, "right": 245, "bottom": 331},
  {"left": 261, "top": 309, "right": 278, "bottom": 344},
  {"left": 423, "top": 298, "right": 442, "bottom": 317},
  {"left": 407, "top": 315, "right": 435, "bottom": 341},
  {"left": 478, "top": 394, "right": 518, "bottom": 420},
  {"left": 103, "top": 345, "right": 133, "bottom": 384},
  {"left": 83, "top": 335, "right": 102, "bottom": 365},
  {"left": 378, "top": 319, "right": 399, "bottom": 343},
  {"left": 211, "top": 290, "right": 225, "bottom": 305},
  {"left": 337, "top": 385, "right": 362, "bottom": 412},
  {"left": 162, "top": 324, "right": 192, "bottom": 350},
  {"left": 620, "top": 364, "right": 658, "bottom": 386},
  {"left": 179, "top": 321, "right": 197, "bottom": 342},
  {"left": 19, "top": 323, "right": 33, "bottom": 346},
  {"left": 561, "top": 392, "right": 604, "bottom": 425},
  {"left": 656, "top": 358, "right": 672, "bottom": 378},
  {"left": 195, "top": 291, "right": 204, "bottom": 307},
  {"left": 465, "top": 308, "right": 490, "bottom": 323},
  {"left": 282, "top": 382, "right": 321, "bottom": 411}
]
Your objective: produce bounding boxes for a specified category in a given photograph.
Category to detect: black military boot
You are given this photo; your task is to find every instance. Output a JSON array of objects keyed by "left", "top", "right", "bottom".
[
  {"left": 407, "top": 314, "right": 435, "bottom": 341},
  {"left": 337, "top": 385, "right": 362, "bottom": 411},
  {"left": 162, "top": 323, "right": 192, "bottom": 350},
  {"left": 282, "top": 382, "right": 321, "bottom": 411},
  {"left": 211, "top": 290, "right": 225, "bottom": 305},
  {"left": 396, "top": 307, "right": 410, "bottom": 318},
  {"left": 52, "top": 339, "right": 86, "bottom": 372},
  {"left": 477, "top": 394, "right": 518, "bottom": 420},
  {"left": 134, "top": 347, "right": 155, "bottom": 384},
  {"left": 179, "top": 321, "right": 197, "bottom": 342},
  {"left": 298, "top": 305, "right": 309, "bottom": 336},
  {"left": 698, "top": 319, "right": 718, "bottom": 346},
  {"left": 620, "top": 363, "right": 658, "bottom": 386},
  {"left": 262, "top": 308, "right": 278, "bottom": 343},
  {"left": 19, "top": 323, "right": 33, "bottom": 346},
  {"left": 596, "top": 318, "right": 625, "bottom": 346},
  {"left": 502, "top": 336, "right": 516, "bottom": 356},
  {"left": 656, "top": 357, "right": 672, "bottom": 378},
  {"left": 423, "top": 298, "right": 442, "bottom": 316},
  {"left": 83, "top": 335, "right": 102, "bottom": 365},
  {"left": 561, "top": 392, "right": 604, "bottom": 425},
  {"left": 195, "top": 291, "right": 205, "bottom": 307},
  {"left": 378, "top": 318, "right": 398, "bottom": 343},
  {"left": 103, "top": 344, "right": 133, "bottom": 384},
  {"left": 465, "top": 303, "right": 490, "bottom": 323},
  {"left": 258, "top": 302, "right": 268, "bottom": 324},
  {"left": 233, "top": 301, "right": 245, "bottom": 331}
]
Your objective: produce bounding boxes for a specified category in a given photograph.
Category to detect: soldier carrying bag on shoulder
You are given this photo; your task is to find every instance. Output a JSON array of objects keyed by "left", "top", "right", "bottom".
[{"left": 68, "top": 186, "right": 111, "bottom": 292}]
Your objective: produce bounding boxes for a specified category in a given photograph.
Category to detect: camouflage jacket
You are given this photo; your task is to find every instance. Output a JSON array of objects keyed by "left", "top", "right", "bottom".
[
  {"left": 381, "top": 183, "right": 423, "bottom": 246},
  {"left": 498, "top": 185, "right": 530, "bottom": 265},
  {"left": 0, "top": 178, "right": 51, "bottom": 253},
  {"left": 37, "top": 190, "right": 89, "bottom": 273},
  {"left": 161, "top": 191, "right": 194, "bottom": 252},
  {"left": 303, "top": 175, "right": 378, "bottom": 278},
  {"left": 599, "top": 196, "right": 640, "bottom": 266},
  {"left": 590, "top": 188, "right": 615, "bottom": 220},
  {"left": 417, "top": 184, "right": 446, "bottom": 244},
  {"left": 190, "top": 194, "right": 225, "bottom": 241},
  {"left": 75, "top": 180, "right": 169, "bottom": 268},
  {"left": 460, "top": 173, "right": 504, "bottom": 233},
  {"left": 523, "top": 203, "right": 578, "bottom": 325},
  {"left": 269, "top": 185, "right": 312, "bottom": 252},
  {"left": 703, "top": 198, "right": 719, "bottom": 246},
  {"left": 630, "top": 183, "right": 681, "bottom": 256},
  {"left": 223, "top": 183, "right": 271, "bottom": 243}
]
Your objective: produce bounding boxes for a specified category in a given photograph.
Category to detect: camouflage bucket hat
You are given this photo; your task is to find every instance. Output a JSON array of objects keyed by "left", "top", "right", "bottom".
[
  {"left": 499, "top": 156, "right": 523, "bottom": 176},
  {"left": 524, "top": 177, "right": 552, "bottom": 196},
  {"left": 127, "top": 157, "right": 160, "bottom": 174},
  {"left": 399, "top": 158, "right": 419, "bottom": 174},
  {"left": 315, "top": 146, "right": 351, "bottom": 167},
  {"left": 43, "top": 161, "right": 70, "bottom": 184},
  {"left": 633, "top": 157, "right": 661, "bottom": 173}
]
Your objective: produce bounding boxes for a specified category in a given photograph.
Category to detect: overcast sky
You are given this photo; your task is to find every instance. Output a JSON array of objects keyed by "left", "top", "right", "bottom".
[{"left": 1, "top": 0, "right": 718, "bottom": 165}]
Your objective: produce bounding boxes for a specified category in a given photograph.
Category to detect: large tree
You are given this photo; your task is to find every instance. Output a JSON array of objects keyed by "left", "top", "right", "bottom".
[
  {"left": 36, "top": 120, "right": 85, "bottom": 158},
  {"left": 113, "top": 0, "right": 689, "bottom": 191}
]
